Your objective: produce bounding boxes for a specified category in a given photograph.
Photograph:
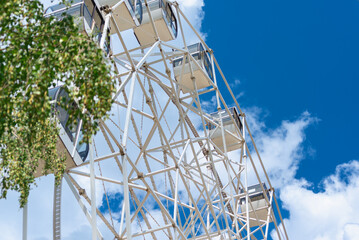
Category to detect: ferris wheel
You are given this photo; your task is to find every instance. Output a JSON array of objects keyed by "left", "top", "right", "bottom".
[{"left": 22, "top": 0, "right": 290, "bottom": 239}]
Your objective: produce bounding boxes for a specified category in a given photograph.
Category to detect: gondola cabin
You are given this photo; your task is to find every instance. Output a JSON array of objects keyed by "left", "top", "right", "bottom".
[
  {"left": 208, "top": 107, "right": 243, "bottom": 152},
  {"left": 97, "top": 0, "right": 142, "bottom": 31},
  {"left": 34, "top": 87, "right": 89, "bottom": 177},
  {"left": 133, "top": 0, "right": 178, "bottom": 46},
  {"left": 172, "top": 43, "right": 213, "bottom": 93},
  {"left": 240, "top": 183, "right": 273, "bottom": 227},
  {"left": 44, "top": 0, "right": 111, "bottom": 53}
]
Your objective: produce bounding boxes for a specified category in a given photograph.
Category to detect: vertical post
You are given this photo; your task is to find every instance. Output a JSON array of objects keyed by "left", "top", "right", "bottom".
[
  {"left": 22, "top": 203, "right": 28, "bottom": 240},
  {"left": 121, "top": 72, "right": 137, "bottom": 240},
  {"left": 89, "top": 134, "right": 97, "bottom": 240},
  {"left": 173, "top": 168, "right": 180, "bottom": 240},
  {"left": 206, "top": 166, "right": 210, "bottom": 231},
  {"left": 243, "top": 115, "right": 251, "bottom": 239},
  {"left": 121, "top": 153, "right": 131, "bottom": 240},
  {"left": 100, "top": 13, "right": 111, "bottom": 51},
  {"left": 119, "top": 200, "right": 126, "bottom": 235},
  {"left": 264, "top": 190, "right": 274, "bottom": 239},
  {"left": 53, "top": 178, "right": 63, "bottom": 240}
]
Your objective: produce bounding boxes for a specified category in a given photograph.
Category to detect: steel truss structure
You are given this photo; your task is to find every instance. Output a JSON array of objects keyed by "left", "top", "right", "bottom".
[{"left": 26, "top": 0, "right": 290, "bottom": 239}]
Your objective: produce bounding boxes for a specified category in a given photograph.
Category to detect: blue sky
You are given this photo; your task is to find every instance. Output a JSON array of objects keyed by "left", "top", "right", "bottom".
[
  {"left": 202, "top": 0, "right": 359, "bottom": 186},
  {"left": 199, "top": 0, "right": 359, "bottom": 238},
  {"left": 200, "top": 0, "right": 359, "bottom": 238}
]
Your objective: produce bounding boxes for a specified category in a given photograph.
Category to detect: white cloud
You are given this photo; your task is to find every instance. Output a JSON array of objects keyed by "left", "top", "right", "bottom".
[
  {"left": 248, "top": 111, "right": 316, "bottom": 188},
  {"left": 235, "top": 92, "right": 244, "bottom": 100},
  {"left": 176, "top": 0, "right": 205, "bottom": 34},
  {"left": 241, "top": 109, "right": 359, "bottom": 239},
  {"left": 343, "top": 224, "right": 359, "bottom": 240},
  {"left": 229, "top": 79, "right": 241, "bottom": 88},
  {"left": 201, "top": 95, "right": 217, "bottom": 112},
  {"left": 273, "top": 160, "right": 359, "bottom": 240}
]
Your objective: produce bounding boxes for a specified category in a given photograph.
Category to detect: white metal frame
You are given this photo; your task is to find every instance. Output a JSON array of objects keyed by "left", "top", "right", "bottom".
[{"left": 21, "top": 1, "right": 290, "bottom": 239}]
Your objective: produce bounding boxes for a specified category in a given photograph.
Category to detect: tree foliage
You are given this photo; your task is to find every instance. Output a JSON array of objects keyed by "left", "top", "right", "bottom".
[{"left": 0, "top": 0, "right": 115, "bottom": 207}]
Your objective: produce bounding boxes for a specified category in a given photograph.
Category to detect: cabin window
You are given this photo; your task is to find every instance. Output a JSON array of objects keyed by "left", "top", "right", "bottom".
[
  {"left": 69, "top": 5, "right": 81, "bottom": 17},
  {"left": 83, "top": 4, "right": 93, "bottom": 28},
  {"left": 50, "top": 87, "right": 89, "bottom": 161},
  {"left": 203, "top": 52, "right": 213, "bottom": 80},
  {"left": 84, "top": 0, "right": 94, "bottom": 17},
  {"left": 147, "top": 1, "right": 159, "bottom": 12},
  {"left": 207, "top": 107, "right": 242, "bottom": 131},
  {"left": 93, "top": 9, "right": 103, "bottom": 32},
  {"left": 173, "top": 58, "right": 183, "bottom": 68},
  {"left": 129, "top": 0, "right": 136, "bottom": 12}
]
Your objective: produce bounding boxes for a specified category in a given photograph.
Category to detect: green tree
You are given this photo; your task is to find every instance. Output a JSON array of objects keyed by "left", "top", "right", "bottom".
[{"left": 0, "top": 0, "right": 115, "bottom": 207}]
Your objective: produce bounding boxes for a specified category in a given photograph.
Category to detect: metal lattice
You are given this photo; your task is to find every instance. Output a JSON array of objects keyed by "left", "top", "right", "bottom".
[{"left": 28, "top": 0, "right": 291, "bottom": 239}]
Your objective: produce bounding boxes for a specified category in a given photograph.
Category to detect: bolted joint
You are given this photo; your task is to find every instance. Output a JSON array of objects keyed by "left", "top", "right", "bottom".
[
  {"left": 203, "top": 148, "right": 209, "bottom": 156},
  {"left": 240, "top": 112, "right": 246, "bottom": 117},
  {"left": 209, "top": 163, "right": 214, "bottom": 170},
  {"left": 137, "top": 172, "right": 144, "bottom": 179},
  {"left": 191, "top": 76, "right": 196, "bottom": 81},
  {"left": 146, "top": 97, "right": 152, "bottom": 104},
  {"left": 100, "top": 5, "right": 110, "bottom": 14},
  {"left": 78, "top": 188, "right": 85, "bottom": 196}
]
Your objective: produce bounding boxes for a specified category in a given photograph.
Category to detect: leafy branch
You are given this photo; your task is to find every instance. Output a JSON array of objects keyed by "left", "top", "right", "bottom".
[{"left": 0, "top": 0, "right": 115, "bottom": 207}]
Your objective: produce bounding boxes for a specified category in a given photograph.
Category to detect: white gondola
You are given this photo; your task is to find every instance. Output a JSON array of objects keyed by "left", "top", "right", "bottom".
[
  {"left": 208, "top": 107, "right": 243, "bottom": 152},
  {"left": 172, "top": 43, "right": 213, "bottom": 93},
  {"left": 44, "top": 0, "right": 111, "bottom": 53},
  {"left": 35, "top": 87, "right": 89, "bottom": 177},
  {"left": 97, "top": 0, "right": 142, "bottom": 31},
  {"left": 240, "top": 183, "right": 273, "bottom": 227},
  {"left": 133, "top": 0, "right": 178, "bottom": 46}
]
